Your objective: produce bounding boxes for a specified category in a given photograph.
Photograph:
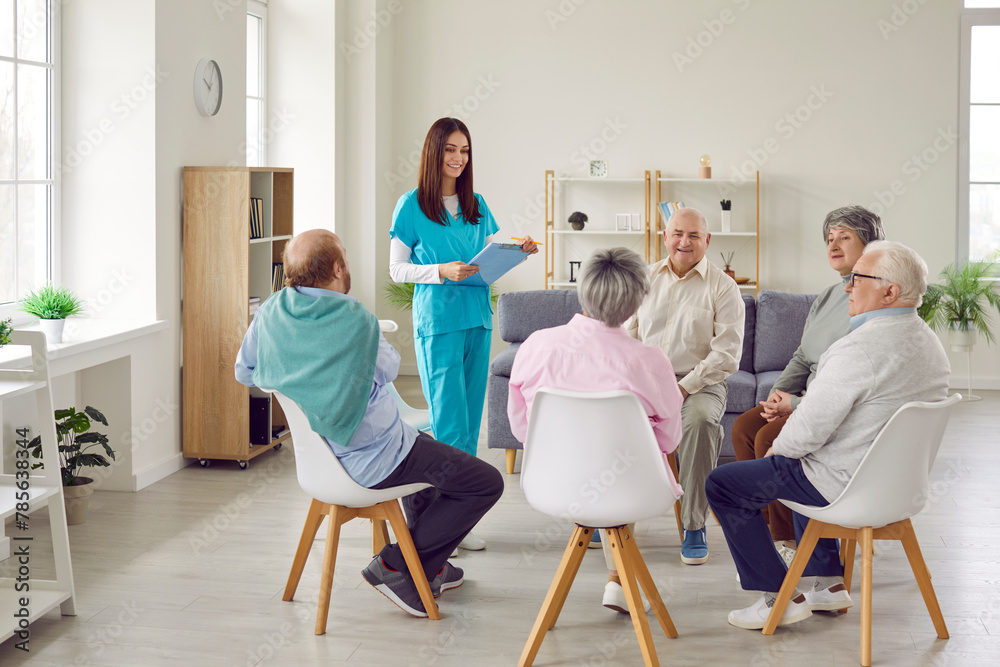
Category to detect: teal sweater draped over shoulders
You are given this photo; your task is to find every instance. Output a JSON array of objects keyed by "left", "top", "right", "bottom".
[{"left": 251, "top": 287, "right": 380, "bottom": 446}]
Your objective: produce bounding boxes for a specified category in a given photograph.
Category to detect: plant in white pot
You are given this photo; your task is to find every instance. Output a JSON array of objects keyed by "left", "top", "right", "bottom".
[
  {"left": 28, "top": 405, "right": 115, "bottom": 525},
  {"left": 0, "top": 317, "right": 12, "bottom": 349},
  {"left": 918, "top": 252, "right": 1000, "bottom": 401},
  {"left": 18, "top": 283, "right": 85, "bottom": 344}
]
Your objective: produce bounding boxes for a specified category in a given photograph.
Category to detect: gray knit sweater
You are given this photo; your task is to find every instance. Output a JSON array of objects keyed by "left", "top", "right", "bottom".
[
  {"left": 772, "top": 275, "right": 851, "bottom": 410},
  {"left": 772, "top": 313, "right": 950, "bottom": 502}
]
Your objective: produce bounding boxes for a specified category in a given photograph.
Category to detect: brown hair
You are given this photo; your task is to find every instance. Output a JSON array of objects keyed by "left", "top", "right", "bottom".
[
  {"left": 282, "top": 233, "right": 344, "bottom": 288},
  {"left": 417, "top": 117, "right": 482, "bottom": 226}
]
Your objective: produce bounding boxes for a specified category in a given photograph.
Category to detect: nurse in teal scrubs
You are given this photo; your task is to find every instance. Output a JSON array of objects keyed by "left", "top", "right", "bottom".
[{"left": 389, "top": 118, "right": 536, "bottom": 548}]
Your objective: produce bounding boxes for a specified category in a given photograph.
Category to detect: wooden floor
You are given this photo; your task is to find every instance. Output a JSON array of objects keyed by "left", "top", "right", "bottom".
[{"left": 2, "top": 383, "right": 999, "bottom": 666}]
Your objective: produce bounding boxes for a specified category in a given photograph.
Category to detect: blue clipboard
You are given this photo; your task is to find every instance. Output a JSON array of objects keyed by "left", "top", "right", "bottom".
[{"left": 445, "top": 243, "right": 529, "bottom": 287}]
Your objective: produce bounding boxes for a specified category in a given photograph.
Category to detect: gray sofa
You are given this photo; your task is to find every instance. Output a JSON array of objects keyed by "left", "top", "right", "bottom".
[{"left": 487, "top": 289, "right": 817, "bottom": 474}]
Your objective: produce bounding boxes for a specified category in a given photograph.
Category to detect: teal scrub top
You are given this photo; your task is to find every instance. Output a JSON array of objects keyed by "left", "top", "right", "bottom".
[{"left": 390, "top": 188, "right": 499, "bottom": 338}]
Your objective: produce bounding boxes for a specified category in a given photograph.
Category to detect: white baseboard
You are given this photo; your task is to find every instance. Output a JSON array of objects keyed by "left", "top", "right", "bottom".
[
  {"left": 133, "top": 452, "right": 190, "bottom": 491},
  {"left": 949, "top": 375, "right": 1000, "bottom": 391}
]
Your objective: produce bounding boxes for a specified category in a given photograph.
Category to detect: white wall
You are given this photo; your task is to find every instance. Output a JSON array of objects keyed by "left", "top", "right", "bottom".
[
  {"left": 57, "top": 0, "right": 248, "bottom": 490},
  {"left": 322, "top": 0, "right": 1000, "bottom": 386}
]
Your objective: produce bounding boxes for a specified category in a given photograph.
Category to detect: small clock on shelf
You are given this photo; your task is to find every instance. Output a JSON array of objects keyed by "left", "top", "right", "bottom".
[{"left": 589, "top": 160, "right": 607, "bottom": 178}]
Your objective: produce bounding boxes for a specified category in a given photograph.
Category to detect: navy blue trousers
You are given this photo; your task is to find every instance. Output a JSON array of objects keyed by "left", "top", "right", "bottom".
[{"left": 706, "top": 455, "right": 843, "bottom": 592}]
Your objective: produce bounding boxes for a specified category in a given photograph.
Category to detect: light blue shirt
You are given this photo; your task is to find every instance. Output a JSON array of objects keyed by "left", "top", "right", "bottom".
[
  {"left": 234, "top": 287, "right": 417, "bottom": 487},
  {"left": 849, "top": 306, "right": 916, "bottom": 331}
]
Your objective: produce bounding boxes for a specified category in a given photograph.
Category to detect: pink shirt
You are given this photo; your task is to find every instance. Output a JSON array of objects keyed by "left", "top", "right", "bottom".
[{"left": 508, "top": 314, "right": 685, "bottom": 498}]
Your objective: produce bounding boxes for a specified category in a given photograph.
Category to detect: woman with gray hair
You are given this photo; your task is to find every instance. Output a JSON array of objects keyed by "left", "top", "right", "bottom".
[
  {"left": 731, "top": 205, "right": 885, "bottom": 576},
  {"left": 507, "top": 247, "right": 684, "bottom": 615}
]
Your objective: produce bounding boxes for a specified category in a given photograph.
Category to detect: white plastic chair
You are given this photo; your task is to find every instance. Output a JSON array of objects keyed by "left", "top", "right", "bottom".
[
  {"left": 378, "top": 319, "right": 432, "bottom": 433},
  {"left": 519, "top": 388, "right": 681, "bottom": 667},
  {"left": 265, "top": 389, "right": 440, "bottom": 632},
  {"left": 763, "top": 394, "right": 961, "bottom": 667}
]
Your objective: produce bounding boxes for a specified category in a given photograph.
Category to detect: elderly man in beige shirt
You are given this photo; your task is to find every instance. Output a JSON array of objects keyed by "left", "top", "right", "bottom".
[{"left": 626, "top": 207, "right": 745, "bottom": 565}]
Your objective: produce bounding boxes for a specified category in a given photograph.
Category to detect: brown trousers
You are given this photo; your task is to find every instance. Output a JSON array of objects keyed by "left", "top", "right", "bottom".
[{"left": 730, "top": 404, "right": 795, "bottom": 541}]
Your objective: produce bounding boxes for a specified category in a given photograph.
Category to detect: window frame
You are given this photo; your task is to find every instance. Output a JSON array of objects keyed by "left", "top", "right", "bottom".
[
  {"left": 247, "top": 0, "right": 267, "bottom": 168},
  {"left": 958, "top": 8, "right": 1000, "bottom": 264},
  {"left": 0, "top": 0, "right": 60, "bottom": 323}
]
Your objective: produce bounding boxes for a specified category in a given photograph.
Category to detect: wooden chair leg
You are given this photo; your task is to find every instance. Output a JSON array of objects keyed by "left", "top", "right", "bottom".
[
  {"left": 763, "top": 518, "right": 824, "bottom": 635},
  {"left": 897, "top": 519, "right": 949, "bottom": 639},
  {"left": 519, "top": 526, "right": 590, "bottom": 667},
  {"left": 382, "top": 499, "right": 441, "bottom": 620},
  {"left": 506, "top": 449, "right": 517, "bottom": 474},
  {"left": 841, "top": 537, "right": 857, "bottom": 593},
  {"left": 608, "top": 527, "right": 658, "bottom": 666},
  {"left": 545, "top": 527, "right": 594, "bottom": 629},
  {"left": 372, "top": 519, "right": 390, "bottom": 554},
  {"left": 859, "top": 526, "right": 874, "bottom": 667},
  {"left": 283, "top": 499, "right": 326, "bottom": 601},
  {"left": 618, "top": 525, "right": 678, "bottom": 639},
  {"left": 315, "top": 505, "right": 347, "bottom": 635}
]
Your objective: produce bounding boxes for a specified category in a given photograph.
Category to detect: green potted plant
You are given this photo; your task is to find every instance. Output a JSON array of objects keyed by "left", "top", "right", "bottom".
[
  {"left": 28, "top": 405, "right": 115, "bottom": 525},
  {"left": 18, "top": 283, "right": 85, "bottom": 344},
  {"left": 0, "top": 317, "right": 12, "bottom": 349},
  {"left": 918, "top": 252, "right": 1000, "bottom": 351}
]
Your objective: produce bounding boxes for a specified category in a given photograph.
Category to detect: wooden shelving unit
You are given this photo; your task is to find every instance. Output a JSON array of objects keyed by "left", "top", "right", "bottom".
[
  {"left": 655, "top": 170, "right": 760, "bottom": 294},
  {"left": 1, "top": 331, "right": 76, "bottom": 644},
  {"left": 182, "top": 167, "right": 294, "bottom": 469},
  {"left": 544, "top": 170, "right": 651, "bottom": 288}
]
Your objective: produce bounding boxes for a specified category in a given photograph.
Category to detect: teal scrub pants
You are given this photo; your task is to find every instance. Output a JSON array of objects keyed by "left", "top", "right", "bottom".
[{"left": 414, "top": 326, "right": 491, "bottom": 457}]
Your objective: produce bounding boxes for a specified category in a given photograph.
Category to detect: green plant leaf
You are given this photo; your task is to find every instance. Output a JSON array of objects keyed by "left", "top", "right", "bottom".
[
  {"left": 17, "top": 283, "right": 85, "bottom": 319},
  {"left": 921, "top": 251, "right": 1000, "bottom": 346}
]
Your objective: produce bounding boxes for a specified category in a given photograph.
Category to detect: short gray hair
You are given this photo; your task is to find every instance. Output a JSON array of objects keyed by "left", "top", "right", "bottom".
[
  {"left": 578, "top": 247, "right": 650, "bottom": 327},
  {"left": 823, "top": 206, "right": 885, "bottom": 245},
  {"left": 862, "top": 240, "right": 928, "bottom": 306}
]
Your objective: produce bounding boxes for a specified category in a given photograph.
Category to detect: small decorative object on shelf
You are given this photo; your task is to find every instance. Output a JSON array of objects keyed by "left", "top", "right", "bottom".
[
  {"left": 616, "top": 213, "right": 632, "bottom": 231},
  {"left": 569, "top": 261, "right": 582, "bottom": 283},
  {"left": 589, "top": 160, "right": 608, "bottom": 178},
  {"left": 0, "top": 317, "right": 11, "bottom": 349},
  {"left": 28, "top": 405, "right": 115, "bottom": 525},
  {"left": 720, "top": 199, "right": 732, "bottom": 233},
  {"left": 721, "top": 251, "right": 736, "bottom": 280},
  {"left": 699, "top": 154, "right": 712, "bottom": 179},
  {"left": 18, "top": 283, "right": 85, "bottom": 344},
  {"left": 569, "top": 211, "right": 588, "bottom": 230}
]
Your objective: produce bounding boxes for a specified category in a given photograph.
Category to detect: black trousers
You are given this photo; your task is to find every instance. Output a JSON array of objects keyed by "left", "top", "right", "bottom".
[{"left": 370, "top": 432, "right": 503, "bottom": 579}]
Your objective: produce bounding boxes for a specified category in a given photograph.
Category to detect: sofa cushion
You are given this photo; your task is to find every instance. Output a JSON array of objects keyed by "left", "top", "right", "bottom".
[
  {"left": 725, "top": 369, "right": 757, "bottom": 414},
  {"left": 489, "top": 343, "right": 520, "bottom": 378},
  {"left": 497, "top": 289, "right": 582, "bottom": 343},
  {"left": 753, "top": 290, "right": 816, "bottom": 373},
  {"left": 739, "top": 294, "right": 755, "bottom": 373},
  {"left": 755, "top": 370, "right": 783, "bottom": 405}
]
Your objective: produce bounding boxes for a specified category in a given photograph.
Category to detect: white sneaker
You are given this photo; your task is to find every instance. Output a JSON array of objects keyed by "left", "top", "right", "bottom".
[
  {"left": 805, "top": 582, "right": 854, "bottom": 611},
  {"left": 776, "top": 543, "right": 796, "bottom": 568},
  {"left": 602, "top": 581, "right": 650, "bottom": 614},
  {"left": 728, "top": 593, "right": 812, "bottom": 630},
  {"left": 458, "top": 533, "right": 486, "bottom": 551}
]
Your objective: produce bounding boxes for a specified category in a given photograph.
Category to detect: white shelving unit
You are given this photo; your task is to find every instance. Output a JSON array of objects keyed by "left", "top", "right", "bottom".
[
  {"left": 544, "top": 170, "right": 651, "bottom": 289},
  {"left": 655, "top": 171, "right": 761, "bottom": 294},
  {"left": 0, "top": 330, "right": 76, "bottom": 645}
]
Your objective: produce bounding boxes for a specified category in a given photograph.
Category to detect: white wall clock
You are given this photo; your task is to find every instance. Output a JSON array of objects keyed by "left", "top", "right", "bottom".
[
  {"left": 193, "top": 58, "right": 223, "bottom": 117},
  {"left": 589, "top": 160, "right": 608, "bottom": 178}
]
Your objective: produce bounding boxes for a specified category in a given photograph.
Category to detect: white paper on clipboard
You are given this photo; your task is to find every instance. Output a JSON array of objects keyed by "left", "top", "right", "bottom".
[{"left": 445, "top": 243, "right": 529, "bottom": 287}]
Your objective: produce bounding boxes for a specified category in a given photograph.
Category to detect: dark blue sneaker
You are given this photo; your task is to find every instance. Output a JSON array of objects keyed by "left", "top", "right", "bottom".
[
  {"left": 430, "top": 561, "right": 464, "bottom": 597},
  {"left": 361, "top": 555, "right": 427, "bottom": 617},
  {"left": 681, "top": 528, "right": 708, "bottom": 565}
]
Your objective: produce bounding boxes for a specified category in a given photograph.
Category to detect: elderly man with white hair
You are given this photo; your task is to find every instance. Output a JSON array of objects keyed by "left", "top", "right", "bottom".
[{"left": 706, "top": 240, "right": 950, "bottom": 631}]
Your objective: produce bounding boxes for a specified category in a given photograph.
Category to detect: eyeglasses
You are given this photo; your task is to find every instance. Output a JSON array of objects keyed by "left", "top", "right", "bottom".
[{"left": 849, "top": 272, "right": 884, "bottom": 287}]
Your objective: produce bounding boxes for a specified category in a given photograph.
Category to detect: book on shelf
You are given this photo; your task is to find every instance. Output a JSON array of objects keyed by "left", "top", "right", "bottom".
[
  {"left": 271, "top": 262, "right": 285, "bottom": 293},
  {"left": 249, "top": 197, "right": 265, "bottom": 239},
  {"left": 249, "top": 296, "right": 261, "bottom": 304},
  {"left": 657, "top": 201, "right": 685, "bottom": 226}
]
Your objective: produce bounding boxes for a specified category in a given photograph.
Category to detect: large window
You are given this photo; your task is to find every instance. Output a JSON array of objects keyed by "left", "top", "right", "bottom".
[
  {"left": 247, "top": 1, "right": 266, "bottom": 167},
  {"left": 0, "top": 0, "right": 56, "bottom": 312},
  {"left": 960, "top": 4, "right": 1000, "bottom": 263}
]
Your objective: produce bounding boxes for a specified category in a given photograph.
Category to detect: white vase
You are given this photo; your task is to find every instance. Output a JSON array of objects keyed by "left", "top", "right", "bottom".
[
  {"left": 720, "top": 210, "right": 732, "bottom": 233},
  {"left": 63, "top": 477, "right": 95, "bottom": 525},
  {"left": 948, "top": 323, "right": 977, "bottom": 352},
  {"left": 39, "top": 318, "right": 66, "bottom": 344}
]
